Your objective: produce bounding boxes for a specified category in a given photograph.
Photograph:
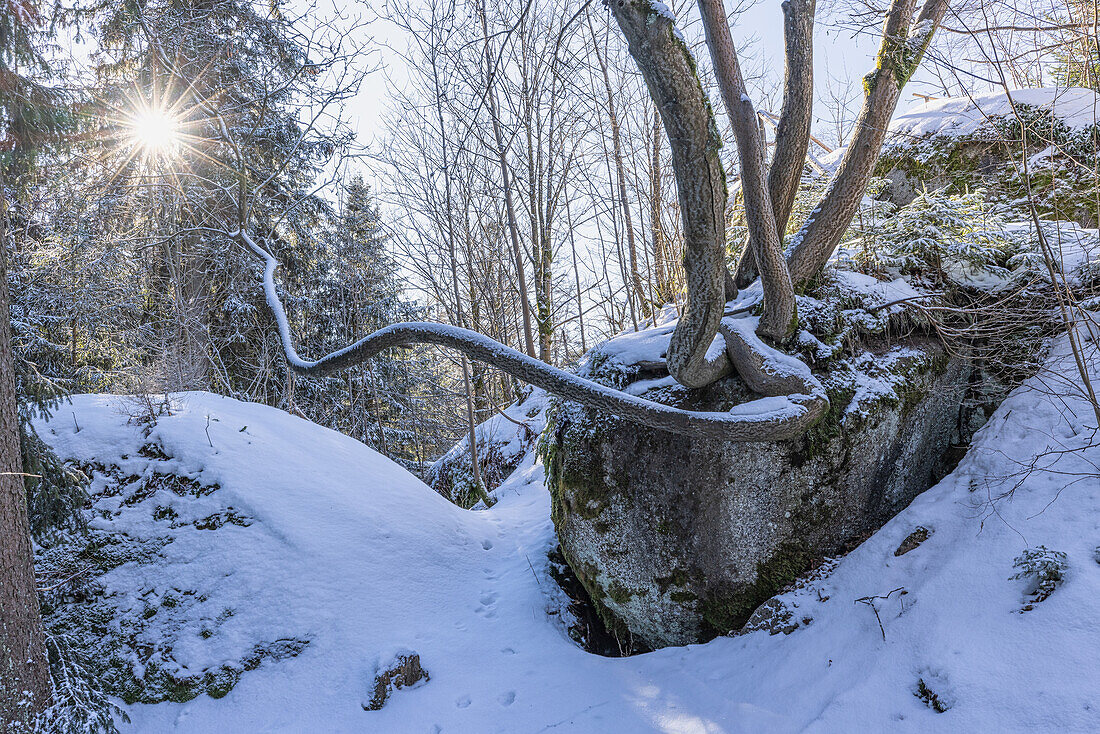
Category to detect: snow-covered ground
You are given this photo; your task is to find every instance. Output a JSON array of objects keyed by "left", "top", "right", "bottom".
[{"left": 38, "top": 330, "right": 1100, "bottom": 732}]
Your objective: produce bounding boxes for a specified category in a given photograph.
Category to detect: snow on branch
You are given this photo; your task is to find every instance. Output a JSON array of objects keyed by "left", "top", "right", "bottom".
[{"left": 242, "top": 231, "right": 828, "bottom": 441}]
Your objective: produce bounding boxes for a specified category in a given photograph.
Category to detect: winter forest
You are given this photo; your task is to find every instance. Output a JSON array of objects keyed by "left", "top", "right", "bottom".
[{"left": 2, "top": 0, "right": 1100, "bottom": 729}]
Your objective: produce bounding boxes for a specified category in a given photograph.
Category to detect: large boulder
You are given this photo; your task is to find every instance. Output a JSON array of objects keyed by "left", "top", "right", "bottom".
[
  {"left": 874, "top": 88, "right": 1100, "bottom": 227},
  {"left": 541, "top": 281, "right": 977, "bottom": 648}
]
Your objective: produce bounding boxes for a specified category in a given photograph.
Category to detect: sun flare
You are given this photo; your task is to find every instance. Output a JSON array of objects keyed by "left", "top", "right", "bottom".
[{"left": 129, "top": 107, "right": 181, "bottom": 155}]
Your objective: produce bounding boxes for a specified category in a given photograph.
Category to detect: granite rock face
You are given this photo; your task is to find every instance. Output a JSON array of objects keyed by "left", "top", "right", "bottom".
[{"left": 543, "top": 344, "right": 971, "bottom": 648}]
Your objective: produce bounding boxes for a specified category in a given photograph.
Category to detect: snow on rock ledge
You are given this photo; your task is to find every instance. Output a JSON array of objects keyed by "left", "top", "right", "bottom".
[
  {"left": 427, "top": 389, "right": 548, "bottom": 507},
  {"left": 875, "top": 87, "right": 1100, "bottom": 226}
]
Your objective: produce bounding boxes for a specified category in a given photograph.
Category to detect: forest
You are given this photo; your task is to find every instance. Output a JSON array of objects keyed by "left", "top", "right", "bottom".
[{"left": 1, "top": 0, "right": 1099, "bottom": 730}]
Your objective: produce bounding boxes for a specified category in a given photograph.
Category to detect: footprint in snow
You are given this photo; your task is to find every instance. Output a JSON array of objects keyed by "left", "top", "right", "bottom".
[
  {"left": 498, "top": 691, "right": 516, "bottom": 706},
  {"left": 482, "top": 539, "right": 494, "bottom": 550},
  {"left": 456, "top": 695, "right": 472, "bottom": 708},
  {"left": 476, "top": 591, "right": 499, "bottom": 618}
]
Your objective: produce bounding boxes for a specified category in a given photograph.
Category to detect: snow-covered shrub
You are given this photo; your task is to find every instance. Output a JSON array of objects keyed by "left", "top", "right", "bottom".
[
  {"left": 1011, "top": 546, "right": 1068, "bottom": 606},
  {"left": 35, "top": 634, "right": 128, "bottom": 734},
  {"left": 863, "top": 189, "right": 1027, "bottom": 286}
]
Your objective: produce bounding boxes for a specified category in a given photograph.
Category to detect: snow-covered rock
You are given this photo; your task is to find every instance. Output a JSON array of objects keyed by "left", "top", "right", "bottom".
[
  {"left": 888, "top": 87, "right": 1100, "bottom": 140},
  {"left": 875, "top": 87, "right": 1100, "bottom": 227},
  {"left": 426, "top": 389, "right": 547, "bottom": 508}
]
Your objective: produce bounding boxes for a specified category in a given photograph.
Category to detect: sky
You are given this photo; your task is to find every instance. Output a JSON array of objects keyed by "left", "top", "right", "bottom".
[{"left": 338, "top": 0, "right": 930, "bottom": 157}]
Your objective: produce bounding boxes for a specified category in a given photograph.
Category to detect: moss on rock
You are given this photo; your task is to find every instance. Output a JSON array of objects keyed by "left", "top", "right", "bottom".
[{"left": 547, "top": 318, "right": 975, "bottom": 649}]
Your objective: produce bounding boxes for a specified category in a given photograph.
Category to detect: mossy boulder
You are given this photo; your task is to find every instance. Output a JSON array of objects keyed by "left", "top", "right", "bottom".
[
  {"left": 874, "top": 91, "right": 1100, "bottom": 227},
  {"left": 543, "top": 339, "right": 971, "bottom": 648}
]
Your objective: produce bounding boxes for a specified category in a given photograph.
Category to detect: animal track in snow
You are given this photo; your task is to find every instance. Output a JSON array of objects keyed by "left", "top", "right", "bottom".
[{"left": 475, "top": 591, "right": 499, "bottom": 618}]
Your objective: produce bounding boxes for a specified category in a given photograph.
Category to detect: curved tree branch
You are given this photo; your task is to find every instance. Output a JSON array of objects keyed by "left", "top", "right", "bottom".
[
  {"left": 234, "top": 2, "right": 834, "bottom": 441},
  {"left": 241, "top": 230, "right": 827, "bottom": 441}
]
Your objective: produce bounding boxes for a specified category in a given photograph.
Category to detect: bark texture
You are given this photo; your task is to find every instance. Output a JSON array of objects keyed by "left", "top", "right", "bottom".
[
  {"left": 696, "top": 0, "right": 796, "bottom": 340},
  {"left": 0, "top": 214, "right": 51, "bottom": 727},
  {"left": 606, "top": 0, "right": 729, "bottom": 387},
  {"left": 768, "top": 0, "right": 816, "bottom": 240},
  {"left": 785, "top": 0, "right": 948, "bottom": 287}
]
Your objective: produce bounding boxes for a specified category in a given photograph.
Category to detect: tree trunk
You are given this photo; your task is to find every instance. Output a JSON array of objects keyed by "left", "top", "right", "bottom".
[
  {"left": 735, "top": 0, "right": 816, "bottom": 287},
  {"left": 0, "top": 200, "right": 51, "bottom": 728},
  {"left": 785, "top": 0, "right": 947, "bottom": 287},
  {"left": 608, "top": 0, "right": 730, "bottom": 386},
  {"left": 649, "top": 108, "right": 673, "bottom": 305},
  {"left": 696, "top": 0, "right": 796, "bottom": 340},
  {"left": 565, "top": 194, "right": 588, "bottom": 355}
]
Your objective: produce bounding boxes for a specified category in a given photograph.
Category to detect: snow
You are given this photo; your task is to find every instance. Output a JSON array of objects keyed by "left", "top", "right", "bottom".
[
  {"left": 39, "top": 329, "right": 1100, "bottom": 731},
  {"left": 832, "top": 270, "right": 927, "bottom": 307},
  {"left": 624, "top": 375, "right": 679, "bottom": 396},
  {"left": 431, "top": 389, "right": 548, "bottom": 477},
  {"left": 820, "top": 88, "right": 1098, "bottom": 176},
  {"left": 817, "top": 146, "right": 846, "bottom": 175},
  {"left": 722, "top": 315, "right": 816, "bottom": 382},
  {"left": 587, "top": 285, "right": 764, "bottom": 375},
  {"left": 647, "top": 1, "right": 686, "bottom": 45},
  {"left": 888, "top": 87, "right": 1100, "bottom": 140},
  {"left": 1026, "top": 220, "right": 1100, "bottom": 277}
]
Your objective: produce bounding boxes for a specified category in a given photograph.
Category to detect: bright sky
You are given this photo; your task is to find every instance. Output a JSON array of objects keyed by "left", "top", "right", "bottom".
[{"left": 339, "top": 0, "right": 942, "bottom": 158}]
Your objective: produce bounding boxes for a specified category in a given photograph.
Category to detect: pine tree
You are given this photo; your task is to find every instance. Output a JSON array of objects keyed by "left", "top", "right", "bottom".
[
  {"left": 0, "top": 2, "right": 53, "bottom": 721},
  {"left": 296, "top": 175, "right": 451, "bottom": 464},
  {"left": 93, "top": 0, "right": 337, "bottom": 403}
]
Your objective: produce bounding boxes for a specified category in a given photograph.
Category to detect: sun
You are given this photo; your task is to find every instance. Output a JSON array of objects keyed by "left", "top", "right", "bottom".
[{"left": 129, "top": 107, "right": 181, "bottom": 156}]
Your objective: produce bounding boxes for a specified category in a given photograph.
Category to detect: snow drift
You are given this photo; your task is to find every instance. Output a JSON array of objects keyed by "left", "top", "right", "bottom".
[{"left": 36, "top": 329, "right": 1100, "bottom": 732}]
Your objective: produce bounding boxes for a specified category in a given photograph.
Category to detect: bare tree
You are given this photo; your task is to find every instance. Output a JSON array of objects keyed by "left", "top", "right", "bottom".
[{"left": 236, "top": 0, "right": 950, "bottom": 444}]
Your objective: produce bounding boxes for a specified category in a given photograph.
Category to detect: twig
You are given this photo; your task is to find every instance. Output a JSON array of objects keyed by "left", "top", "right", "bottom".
[
  {"left": 37, "top": 565, "right": 97, "bottom": 593},
  {"left": 525, "top": 553, "right": 541, "bottom": 587},
  {"left": 868, "top": 292, "right": 946, "bottom": 312},
  {"left": 855, "top": 586, "right": 907, "bottom": 640},
  {"left": 492, "top": 400, "right": 531, "bottom": 430}
]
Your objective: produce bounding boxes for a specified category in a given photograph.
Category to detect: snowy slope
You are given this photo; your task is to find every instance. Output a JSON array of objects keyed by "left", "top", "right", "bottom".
[{"left": 39, "top": 332, "right": 1100, "bottom": 733}]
